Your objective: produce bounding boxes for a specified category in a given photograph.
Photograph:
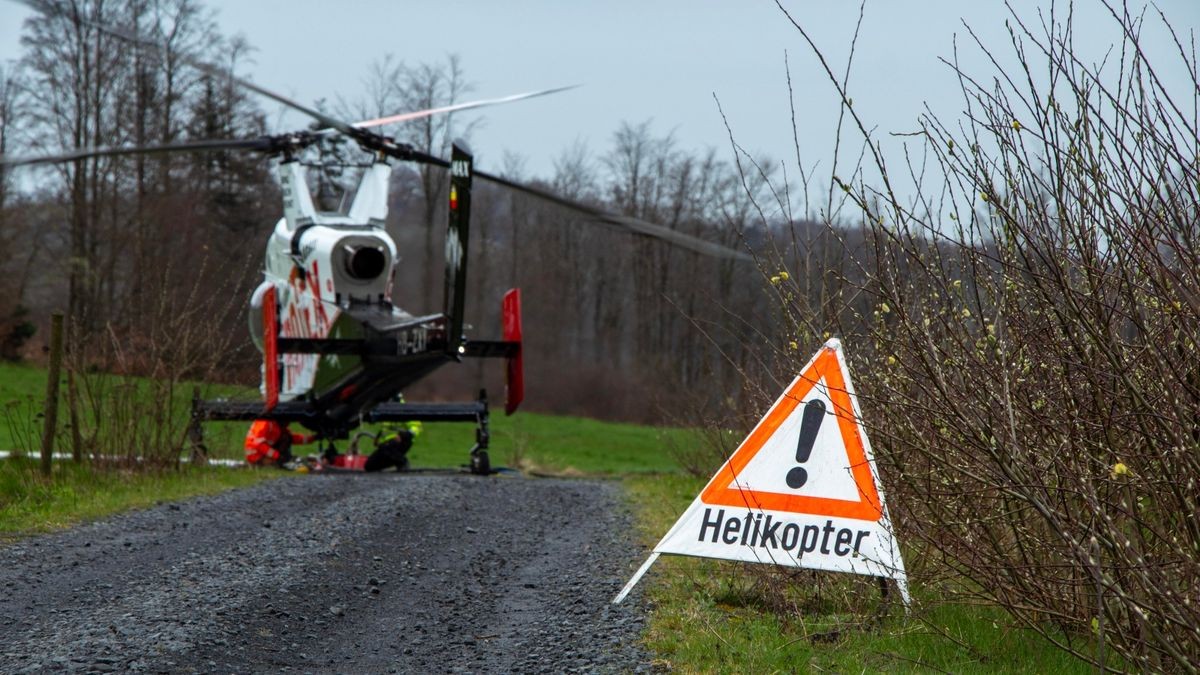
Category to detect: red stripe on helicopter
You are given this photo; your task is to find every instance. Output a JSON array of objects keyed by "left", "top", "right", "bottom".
[{"left": 263, "top": 287, "right": 279, "bottom": 411}]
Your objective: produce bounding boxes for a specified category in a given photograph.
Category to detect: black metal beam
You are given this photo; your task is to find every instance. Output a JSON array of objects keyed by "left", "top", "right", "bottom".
[
  {"left": 194, "top": 399, "right": 488, "bottom": 424},
  {"left": 461, "top": 340, "right": 520, "bottom": 359},
  {"left": 277, "top": 338, "right": 385, "bottom": 355},
  {"left": 193, "top": 400, "right": 314, "bottom": 423},
  {"left": 366, "top": 401, "right": 486, "bottom": 423}
]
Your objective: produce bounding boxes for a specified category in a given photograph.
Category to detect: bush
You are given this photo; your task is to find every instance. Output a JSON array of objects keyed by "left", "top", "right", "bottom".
[
  {"left": 62, "top": 252, "right": 255, "bottom": 467},
  {"left": 745, "top": 2, "right": 1200, "bottom": 670}
]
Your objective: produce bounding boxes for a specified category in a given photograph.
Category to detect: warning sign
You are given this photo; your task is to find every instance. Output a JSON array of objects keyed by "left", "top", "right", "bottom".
[{"left": 614, "top": 338, "right": 909, "bottom": 605}]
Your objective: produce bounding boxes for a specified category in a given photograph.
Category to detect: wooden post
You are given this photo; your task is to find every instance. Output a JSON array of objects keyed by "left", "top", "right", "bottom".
[
  {"left": 186, "top": 386, "right": 209, "bottom": 465},
  {"left": 40, "top": 313, "right": 64, "bottom": 476}
]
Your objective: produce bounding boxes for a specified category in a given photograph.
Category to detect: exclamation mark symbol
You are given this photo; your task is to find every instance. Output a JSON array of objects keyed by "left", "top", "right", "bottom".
[{"left": 786, "top": 400, "right": 826, "bottom": 489}]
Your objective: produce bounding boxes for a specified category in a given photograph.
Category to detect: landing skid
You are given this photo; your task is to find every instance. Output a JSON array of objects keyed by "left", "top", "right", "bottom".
[{"left": 189, "top": 389, "right": 495, "bottom": 475}]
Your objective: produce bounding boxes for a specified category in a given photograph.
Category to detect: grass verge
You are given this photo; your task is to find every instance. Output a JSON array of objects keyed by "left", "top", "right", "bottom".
[
  {"left": 625, "top": 474, "right": 1094, "bottom": 673},
  {"left": 0, "top": 456, "right": 280, "bottom": 538}
]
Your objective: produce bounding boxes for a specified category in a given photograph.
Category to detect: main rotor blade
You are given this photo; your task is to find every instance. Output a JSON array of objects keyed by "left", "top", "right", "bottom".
[
  {"left": 0, "top": 137, "right": 274, "bottom": 168},
  {"left": 10, "top": 0, "right": 362, "bottom": 139},
  {"left": 382, "top": 141, "right": 751, "bottom": 261},
  {"left": 475, "top": 169, "right": 752, "bottom": 262},
  {"left": 350, "top": 86, "right": 580, "bottom": 130}
]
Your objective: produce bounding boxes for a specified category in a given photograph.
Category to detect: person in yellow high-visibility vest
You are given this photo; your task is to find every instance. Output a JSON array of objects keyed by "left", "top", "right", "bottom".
[{"left": 364, "top": 418, "right": 422, "bottom": 472}]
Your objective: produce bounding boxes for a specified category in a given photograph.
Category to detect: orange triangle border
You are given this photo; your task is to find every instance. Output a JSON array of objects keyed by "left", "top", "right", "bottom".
[{"left": 699, "top": 346, "right": 883, "bottom": 521}]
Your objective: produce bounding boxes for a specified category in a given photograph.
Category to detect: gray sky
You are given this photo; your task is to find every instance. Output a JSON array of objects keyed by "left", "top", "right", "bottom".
[{"left": 2, "top": 1, "right": 1198, "bottom": 206}]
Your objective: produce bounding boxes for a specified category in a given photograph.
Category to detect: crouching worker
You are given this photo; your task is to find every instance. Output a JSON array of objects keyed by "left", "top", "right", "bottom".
[
  {"left": 244, "top": 419, "right": 315, "bottom": 468},
  {"left": 364, "top": 419, "right": 422, "bottom": 472}
]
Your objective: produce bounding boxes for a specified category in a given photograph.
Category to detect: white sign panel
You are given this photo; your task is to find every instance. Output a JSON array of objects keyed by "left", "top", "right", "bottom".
[{"left": 615, "top": 339, "right": 909, "bottom": 606}]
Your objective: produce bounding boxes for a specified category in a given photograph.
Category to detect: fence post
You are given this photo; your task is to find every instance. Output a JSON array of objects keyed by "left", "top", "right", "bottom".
[{"left": 40, "top": 313, "right": 64, "bottom": 477}]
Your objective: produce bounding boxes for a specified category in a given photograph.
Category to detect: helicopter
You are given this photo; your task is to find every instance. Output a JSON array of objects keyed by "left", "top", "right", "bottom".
[{"left": 1, "top": 2, "right": 751, "bottom": 474}]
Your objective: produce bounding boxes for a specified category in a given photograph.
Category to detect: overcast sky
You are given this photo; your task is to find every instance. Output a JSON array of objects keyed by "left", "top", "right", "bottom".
[{"left": 2, "top": 1, "right": 1197, "bottom": 207}]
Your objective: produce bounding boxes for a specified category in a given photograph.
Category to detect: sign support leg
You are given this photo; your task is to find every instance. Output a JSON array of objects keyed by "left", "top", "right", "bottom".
[{"left": 612, "top": 552, "right": 659, "bottom": 604}]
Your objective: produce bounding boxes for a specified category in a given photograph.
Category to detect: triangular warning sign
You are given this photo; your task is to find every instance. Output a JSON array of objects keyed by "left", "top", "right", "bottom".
[
  {"left": 699, "top": 340, "right": 881, "bottom": 520},
  {"left": 614, "top": 339, "right": 909, "bottom": 606}
]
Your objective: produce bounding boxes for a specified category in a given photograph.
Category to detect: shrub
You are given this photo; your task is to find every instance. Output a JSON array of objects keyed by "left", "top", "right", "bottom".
[{"left": 746, "top": 2, "right": 1200, "bottom": 670}]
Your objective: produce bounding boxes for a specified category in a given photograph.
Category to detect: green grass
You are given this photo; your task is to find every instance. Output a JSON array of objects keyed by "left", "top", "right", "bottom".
[
  {"left": 0, "top": 362, "right": 691, "bottom": 472},
  {"left": 0, "top": 361, "right": 43, "bottom": 400},
  {"left": 0, "top": 361, "right": 252, "bottom": 458},
  {"left": 626, "top": 474, "right": 1095, "bottom": 673},
  {"left": 0, "top": 456, "right": 279, "bottom": 537},
  {"left": 0, "top": 361, "right": 47, "bottom": 452}
]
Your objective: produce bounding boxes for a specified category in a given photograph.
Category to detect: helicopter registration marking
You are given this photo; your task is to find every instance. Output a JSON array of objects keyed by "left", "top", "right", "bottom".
[{"left": 394, "top": 325, "right": 429, "bottom": 355}]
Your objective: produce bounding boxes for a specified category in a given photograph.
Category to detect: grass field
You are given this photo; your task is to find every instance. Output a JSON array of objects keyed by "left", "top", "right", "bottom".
[
  {"left": 0, "top": 362, "right": 49, "bottom": 453},
  {"left": 0, "top": 361, "right": 252, "bottom": 458},
  {"left": 1, "top": 361, "right": 688, "bottom": 474},
  {"left": 0, "top": 360, "right": 1095, "bottom": 670}
]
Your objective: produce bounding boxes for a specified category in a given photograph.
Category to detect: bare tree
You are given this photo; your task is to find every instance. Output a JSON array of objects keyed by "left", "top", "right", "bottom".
[
  {"left": 0, "top": 60, "right": 41, "bottom": 355},
  {"left": 0, "top": 62, "right": 22, "bottom": 214}
]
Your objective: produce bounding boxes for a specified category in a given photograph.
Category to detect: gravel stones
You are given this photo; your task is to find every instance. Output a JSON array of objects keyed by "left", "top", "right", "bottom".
[{"left": 0, "top": 473, "right": 652, "bottom": 673}]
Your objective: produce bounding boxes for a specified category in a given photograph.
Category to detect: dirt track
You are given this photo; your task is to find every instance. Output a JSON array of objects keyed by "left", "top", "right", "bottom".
[{"left": 0, "top": 473, "right": 652, "bottom": 673}]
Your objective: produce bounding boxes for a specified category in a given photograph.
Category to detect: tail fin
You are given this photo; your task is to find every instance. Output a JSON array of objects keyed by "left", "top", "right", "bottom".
[
  {"left": 502, "top": 289, "right": 524, "bottom": 415},
  {"left": 443, "top": 141, "right": 473, "bottom": 354}
]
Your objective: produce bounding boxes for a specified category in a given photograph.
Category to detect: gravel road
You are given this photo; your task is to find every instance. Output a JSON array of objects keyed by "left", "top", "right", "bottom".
[{"left": 0, "top": 473, "right": 653, "bottom": 673}]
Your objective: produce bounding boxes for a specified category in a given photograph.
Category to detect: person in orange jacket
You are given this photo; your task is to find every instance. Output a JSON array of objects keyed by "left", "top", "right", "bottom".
[{"left": 244, "top": 419, "right": 315, "bottom": 467}]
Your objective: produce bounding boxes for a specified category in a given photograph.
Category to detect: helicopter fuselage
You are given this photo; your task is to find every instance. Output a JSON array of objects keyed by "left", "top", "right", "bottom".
[{"left": 250, "top": 160, "right": 406, "bottom": 402}]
